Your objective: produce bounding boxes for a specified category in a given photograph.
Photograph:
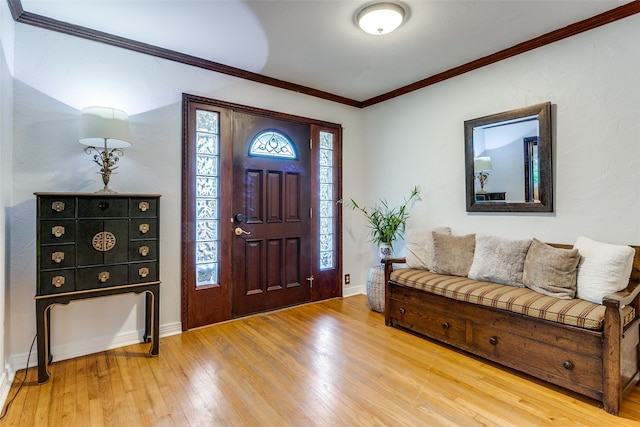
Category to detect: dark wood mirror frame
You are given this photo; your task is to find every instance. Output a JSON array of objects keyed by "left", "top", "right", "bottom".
[{"left": 465, "top": 102, "right": 553, "bottom": 213}]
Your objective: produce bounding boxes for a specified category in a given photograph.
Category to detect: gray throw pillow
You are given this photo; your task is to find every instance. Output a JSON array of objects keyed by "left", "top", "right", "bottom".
[
  {"left": 432, "top": 233, "right": 476, "bottom": 277},
  {"left": 522, "top": 238, "right": 580, "bottom": 299},
  {"left": 405, "top": 226, "right": 452, "bottom": 270},
  {"left": 468, "top": 234, "right": 532, "bottom": 287}
]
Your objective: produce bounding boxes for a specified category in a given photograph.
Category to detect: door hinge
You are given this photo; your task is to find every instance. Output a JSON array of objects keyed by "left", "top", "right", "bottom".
[
  {"left": 309, "top": 207, "right": 313, "bottom": 218},
  {"left": 309, "top": 138, "right": 313, "bottom": 150}
]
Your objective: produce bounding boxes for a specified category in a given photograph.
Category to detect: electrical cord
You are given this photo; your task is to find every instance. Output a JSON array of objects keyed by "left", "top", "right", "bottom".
[{"left": 0, "top": 334, "right": 37, "bottom": 420}]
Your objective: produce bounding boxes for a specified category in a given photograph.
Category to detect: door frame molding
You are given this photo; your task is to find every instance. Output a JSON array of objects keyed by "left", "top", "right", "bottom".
[{"left": 181, "top": 93, "right": 343, "bottom": 330}]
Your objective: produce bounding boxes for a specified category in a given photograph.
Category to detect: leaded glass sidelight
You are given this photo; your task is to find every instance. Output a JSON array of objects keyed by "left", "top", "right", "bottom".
[
  {"left": 249, "top": 129, "right": 297, "bottom": 159},
  {"left": 319, "top": 131, "right": 334, "bottom": 270},
  {"left": 195, "top": 109, "right": 220, "bottom": 286}
]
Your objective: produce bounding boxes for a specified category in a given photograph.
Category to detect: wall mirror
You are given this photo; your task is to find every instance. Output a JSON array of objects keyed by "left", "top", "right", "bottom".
[{"left": 464, "top": 102, "right": 552, "bottom": 213}]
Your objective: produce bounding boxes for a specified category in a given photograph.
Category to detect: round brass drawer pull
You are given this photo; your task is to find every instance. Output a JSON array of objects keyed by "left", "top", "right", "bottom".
[
  {"left": 51, "top": 201, "right": 65, "bottom": 212},
  {"left": 563, "top": 360, "right": 574, "bottom": 370},
  {"left": 52, "top": 251, "right": 65, "bottom": 263},
  {"left": 52, "top": 276, "right": 65, "bottom": 288},
  {"left": 52, "top": 226, "right": 65, "bottom": 238},
  {"left": 489, "top": 336, "right": 498, "bottom": 346},
  {"left": 442, "top": 322, "right": 450, "bottom": 330},
  {"left": 399, "top": 307, "right": 406, "bottom": 315}
]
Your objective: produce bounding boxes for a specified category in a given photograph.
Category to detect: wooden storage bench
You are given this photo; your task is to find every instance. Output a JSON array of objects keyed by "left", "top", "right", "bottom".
[{"left": 383, "top": 245, "right": 640, "bottom": 415}]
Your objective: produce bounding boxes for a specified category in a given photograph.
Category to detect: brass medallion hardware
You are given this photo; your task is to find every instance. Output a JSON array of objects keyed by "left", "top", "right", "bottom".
[
  {"left": 138, "top": 267, "right": 149, "bottom": 278},
  {"left": 52, "top": 226, "right": 65, "bottom": 238},
  {"left": 139, "top": 223, "right": 150, "bottom": 234},
  {"left": 51, "top": 251, "right": 65, "bottom": 263},
  {"left": 52, "top": 276, "right": 65, "bottom": 288},
  {"left": 139, "top": 246, "right": 150, "bottom": 257},
  {"left": 51, "top": 201, "right": 65, "bottom": 212},
  {"left": 98, "top": 271, "right": 110, "bottom": 283},
  {"left": 138, "top": 201, "right": 150, "bottom": 212},
  {"left": 92, "top": 231, "right": 117, "bottom": 252}
]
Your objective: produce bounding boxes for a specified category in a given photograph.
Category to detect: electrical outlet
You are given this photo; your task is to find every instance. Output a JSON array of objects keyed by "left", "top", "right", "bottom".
[{"left": 344, "top": 274, "right": 350, "bottom": 284}]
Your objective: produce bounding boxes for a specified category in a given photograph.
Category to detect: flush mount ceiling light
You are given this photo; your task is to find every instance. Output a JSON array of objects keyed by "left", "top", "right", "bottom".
[{"left": 357, "top": 2, "right": 406, "bottom": 35}]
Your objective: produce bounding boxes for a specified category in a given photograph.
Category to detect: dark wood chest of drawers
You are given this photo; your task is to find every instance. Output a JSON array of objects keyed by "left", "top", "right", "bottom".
[
  {"left": 34, "top": 193, "right": 161, "bottom": 384},
  {"left": 36, "top": 193, "right": 160, "bottom": 295}
]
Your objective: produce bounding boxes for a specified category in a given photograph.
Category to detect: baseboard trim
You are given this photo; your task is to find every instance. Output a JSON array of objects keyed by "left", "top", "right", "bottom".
[
  {"left": 342, "top": 285, "right": 365, "bottom": 298},
  {"left": 6, "top": 321, "right": 182, "bottom": 379}
]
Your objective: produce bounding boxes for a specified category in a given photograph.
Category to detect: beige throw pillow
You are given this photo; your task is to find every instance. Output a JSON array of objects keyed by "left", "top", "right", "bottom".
[
  {"left": 522, "top": 239, "right": 580, "bottom": 299},
  {"left": 432, "top": 233, "right": 476, "bottom": 277},
  {"left": 574, "top": 236, "right": 635, "bottom": 304},
  {"left": 468, "top": 234, "right": 532, "bottom": 287},
  {"left": 405, "top": 227, "right": 452, "bottom": 270}
]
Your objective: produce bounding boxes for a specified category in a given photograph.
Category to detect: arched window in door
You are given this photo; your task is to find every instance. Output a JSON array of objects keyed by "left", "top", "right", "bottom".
[{"left": 248, "top": 129, "right": 297, "bottom": 159}]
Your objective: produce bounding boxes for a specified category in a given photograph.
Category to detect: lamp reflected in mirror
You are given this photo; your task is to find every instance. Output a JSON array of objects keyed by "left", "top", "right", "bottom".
[{"left": 474, "top": 156, "right": 492, "bottom": 194}]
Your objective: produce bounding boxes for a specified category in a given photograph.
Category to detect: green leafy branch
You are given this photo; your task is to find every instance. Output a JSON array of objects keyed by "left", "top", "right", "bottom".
[{"left": 341, "top": 186, "right": 420, "bottom": 246}]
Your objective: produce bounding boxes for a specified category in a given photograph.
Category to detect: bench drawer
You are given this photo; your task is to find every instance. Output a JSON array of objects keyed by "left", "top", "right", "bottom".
[
  {"left": 470, "top": 323, "right": 603, "bottom": 391},
  {"left": 389, "top": 298, "right": 466, "bottom": 344}
]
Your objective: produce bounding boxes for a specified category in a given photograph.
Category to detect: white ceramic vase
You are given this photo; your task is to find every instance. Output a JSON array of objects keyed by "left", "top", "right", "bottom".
[{"left": 379, "top": 243, "right": 393, "bottom": 260}]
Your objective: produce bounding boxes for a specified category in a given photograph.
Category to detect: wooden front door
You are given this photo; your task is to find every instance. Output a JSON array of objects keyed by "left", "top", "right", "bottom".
[{"left": 231, "top": 112, "right": 312, "bottom": 317}]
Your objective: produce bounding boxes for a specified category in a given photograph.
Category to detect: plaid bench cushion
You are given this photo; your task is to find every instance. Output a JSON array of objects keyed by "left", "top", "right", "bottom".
[{"left": 390, "top": 268, "right": 635, "bottom": 330}]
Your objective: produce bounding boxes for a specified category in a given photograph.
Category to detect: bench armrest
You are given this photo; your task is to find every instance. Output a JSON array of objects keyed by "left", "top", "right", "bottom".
[
  {"left": 383, "top": 257, "right": 406, "bottom": 283},
  {"left": 602, "top": 281, "right": 640, "bottom": 309},
  {"left": 383, "top": 257, "right": 406, "bottom": 325}
]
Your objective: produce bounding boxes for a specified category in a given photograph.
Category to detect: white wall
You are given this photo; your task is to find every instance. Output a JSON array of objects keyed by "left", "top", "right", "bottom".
[
  {"left": 0, "top": 0, "right": 14, "bottom": 404},
  {"left": 6, "top": 22, "right": 366, "bottom": 368},
  {"left": 350, "top": 13, "right": 640, "bottom": 273}
]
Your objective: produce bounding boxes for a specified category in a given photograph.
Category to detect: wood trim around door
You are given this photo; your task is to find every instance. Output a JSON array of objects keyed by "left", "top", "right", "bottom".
[{"left": 181, "top": 94, "right": 343, "bottom": 330}]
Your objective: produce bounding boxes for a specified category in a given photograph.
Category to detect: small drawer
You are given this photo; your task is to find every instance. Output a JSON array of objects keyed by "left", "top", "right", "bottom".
[
  {"left": 130, "top": 218, "right": 158, "bottom": 239},
  {"left": 129, "top": 262, "right": 159, "bottom": 283},
  {"left": 130, "top": 198, "right": 158, "bottom": 218},
  {"left": 78, "top": 198, "right": 128, "bottom": 218},
  {"left": 39, "top": 197, "right": 76, "bottom": 219},
  {"left": 39, "top": 269, "right": 76, "bottom": 295},
  {"left": 129, "top": 240, "right": 158, "bottom": 262},
  {"left": 40, "top": 220, "right": 76, "bottom": 244},
  {"left": 76, "top": 265, "right": 129, "bottom": 291},
  {"left": 39, "top": 244, "right": 76, "bottom": 270},
  {"left": 389, "top": 299, "right": 466, "bottom": 343}
]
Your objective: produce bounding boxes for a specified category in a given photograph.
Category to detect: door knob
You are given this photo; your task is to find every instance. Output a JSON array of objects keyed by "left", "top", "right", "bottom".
[{"left": 235, "top": 227, "right": 251, "bottom": 236}]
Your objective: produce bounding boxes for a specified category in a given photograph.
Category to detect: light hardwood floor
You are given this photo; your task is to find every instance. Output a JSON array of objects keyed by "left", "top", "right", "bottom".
[{"left": 2, "top": 295, "right": 640, "bottom": 426}]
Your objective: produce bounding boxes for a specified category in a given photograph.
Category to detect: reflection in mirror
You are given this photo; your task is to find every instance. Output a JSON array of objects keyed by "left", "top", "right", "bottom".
[{"left": 465, "top": 102, "right": 552, "bottom": 212}]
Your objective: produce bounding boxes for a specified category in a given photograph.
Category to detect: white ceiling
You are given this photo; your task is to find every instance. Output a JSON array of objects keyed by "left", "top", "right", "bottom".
[{"left": 20, "top": 0, "right": 630, "bottom": 102}]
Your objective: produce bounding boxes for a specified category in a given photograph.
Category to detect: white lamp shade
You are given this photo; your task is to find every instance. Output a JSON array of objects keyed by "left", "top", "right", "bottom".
[
  {"left": 79, "top": 106, "right": 131, "bottom": 148},
  {"left": 474, "top": 156, "right": 492, "bottom": 171},
  {"left": 357, "top": 3, "right": 405, "bottom": 35}
]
